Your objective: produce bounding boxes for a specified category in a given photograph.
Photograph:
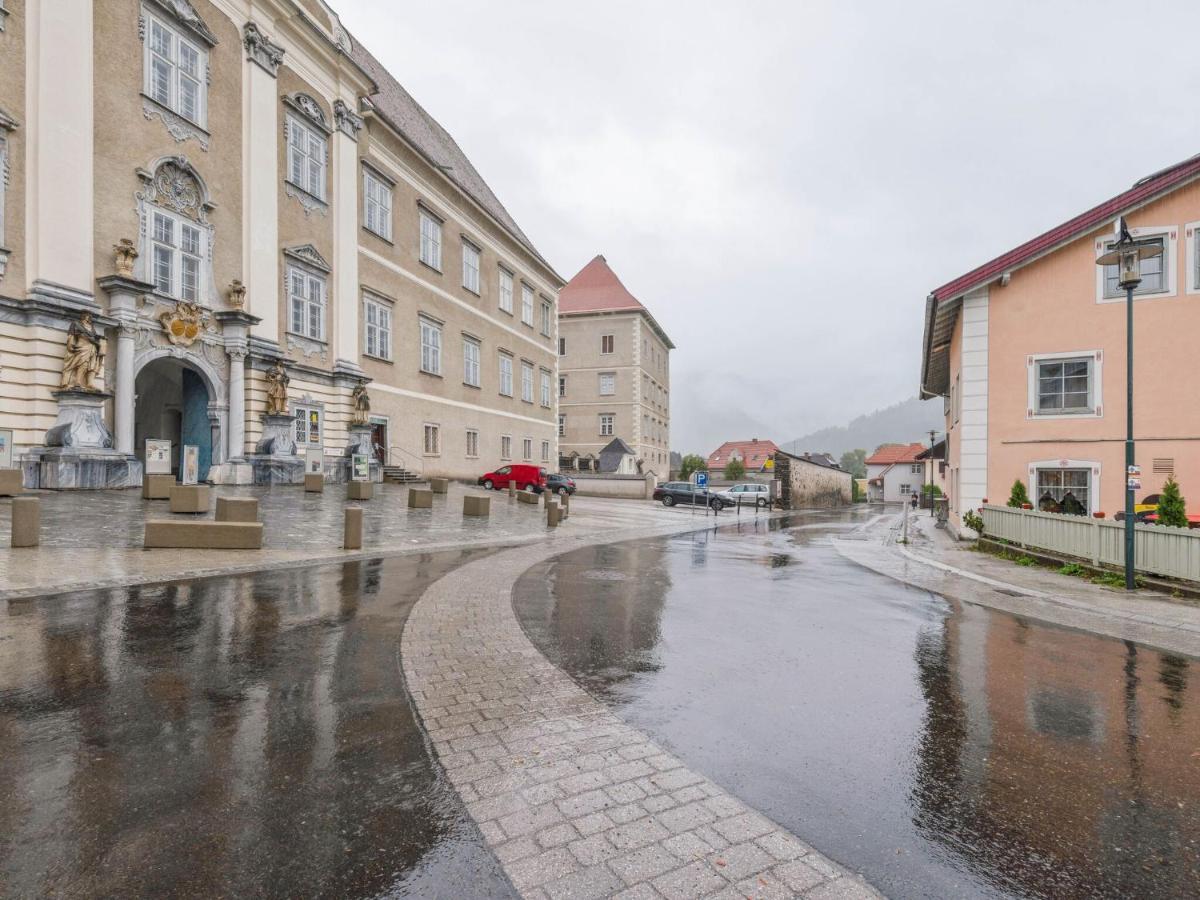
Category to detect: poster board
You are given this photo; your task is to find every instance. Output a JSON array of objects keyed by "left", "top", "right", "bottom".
[
  {"left": 145, "top": 438, "right": 172, "bottom": 475},
  {"left": 0, "top": 428, "right": 12, "bottom": 469},
  {"left": 305, "top": 447, "right": 324, "bottom": 476},
  {"left": 351, "top": 453, "right": 370, "bottom": 482},
  {"left": 181, "top": 445, "right": 199, "bottom": 485}
]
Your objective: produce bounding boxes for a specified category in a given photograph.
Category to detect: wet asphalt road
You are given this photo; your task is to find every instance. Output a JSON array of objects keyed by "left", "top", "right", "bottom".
[
  {"left": 0, "top": 552, "right": 516, "bottom": 899},
  {"left": 515, "top": 509, "right": 1200, "bottom": 899}
]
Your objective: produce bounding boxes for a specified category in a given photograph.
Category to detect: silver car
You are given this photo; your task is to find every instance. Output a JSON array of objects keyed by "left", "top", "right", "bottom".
[{"left": 725, "top": 483, "right": 771, "bottom": 507}]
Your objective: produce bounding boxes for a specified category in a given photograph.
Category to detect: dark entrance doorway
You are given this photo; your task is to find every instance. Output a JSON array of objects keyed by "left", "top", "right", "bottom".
[
  {"left": 134, "top": 358, "right": 214, "bottom": 480},
  {"left": 370, "top": 419, "right": 387, "bottom": 464}
]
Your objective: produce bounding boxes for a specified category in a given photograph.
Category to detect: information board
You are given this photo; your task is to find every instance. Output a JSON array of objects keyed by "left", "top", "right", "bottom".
[
  {"left": 351, "top": 453, "right": 370, "bottom": 482},
  {"left": 181, "top": 445, "right": 199, "bottom": 485},
  {"left": 305, "top": 447, "right": 324, "bottom": 476},
  {"left": 145, "top": 438, "right": 172, "bottom": 475}
]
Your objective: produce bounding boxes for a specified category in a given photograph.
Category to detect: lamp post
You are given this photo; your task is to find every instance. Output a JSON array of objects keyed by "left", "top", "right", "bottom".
[
  {"left": 1095, "top": 216, "right": 1162, "bottom": 590},
  {"left": 928, "top": 429, "right": 937, "bottom": 517}
]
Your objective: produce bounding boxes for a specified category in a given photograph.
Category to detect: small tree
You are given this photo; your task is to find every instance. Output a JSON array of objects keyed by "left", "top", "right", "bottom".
[
  {"left": 840, "top": 449, "right": 868, "bottom": 479},
  {"left": 1157, "top": 476, "right": 1188, "bottom": 528},
  {"left": 678, "top": 454, "right": 706, "bottom": 481},
  {"left": 1007, "top": 479, "right": 1030, "bottom": 508},
  {"left": 723, "top": 457, "right": 746, "bottom": 480}
]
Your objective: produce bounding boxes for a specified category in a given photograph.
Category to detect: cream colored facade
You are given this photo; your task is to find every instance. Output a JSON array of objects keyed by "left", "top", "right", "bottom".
[
  {"left": 557, "top": 310, "right": 671, "bottom": 474},
  {"left": 0, "top": 0, "right": 560, "bottom": 485}
]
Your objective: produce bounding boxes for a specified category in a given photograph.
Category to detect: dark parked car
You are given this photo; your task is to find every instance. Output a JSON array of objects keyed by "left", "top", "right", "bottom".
[
  {"left": 652, "top": 481, "right": 732, "bottom": 510},
  {"left": 546, "top": 473, "right": 576, "bottom": 496}
]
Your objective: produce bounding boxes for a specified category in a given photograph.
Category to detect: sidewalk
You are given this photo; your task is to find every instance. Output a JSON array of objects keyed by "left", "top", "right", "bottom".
[{"left": 833, "top": 508, "right": 1200, "bottom": 658}]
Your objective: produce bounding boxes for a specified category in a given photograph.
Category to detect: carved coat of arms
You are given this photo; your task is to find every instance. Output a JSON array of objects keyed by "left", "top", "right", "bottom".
[{"left": 159, "top": 301, "right": 210, "bottom": 347}]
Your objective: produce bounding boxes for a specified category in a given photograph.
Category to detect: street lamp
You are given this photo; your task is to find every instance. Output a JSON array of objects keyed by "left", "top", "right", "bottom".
[
  {"left": 1095, "top": 216, "right": 1162, "bottom": 590},
  {"left": 927, "top": 429, "right": 937, "bottom": 517}
]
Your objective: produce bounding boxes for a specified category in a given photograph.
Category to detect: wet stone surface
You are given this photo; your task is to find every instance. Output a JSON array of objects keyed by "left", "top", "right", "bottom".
[
  {"left": 0, "top": 551, "right": 516, "bottom": 898},
  {"left": 515, "top": 509, "right": 1200, "bottom": 899}
]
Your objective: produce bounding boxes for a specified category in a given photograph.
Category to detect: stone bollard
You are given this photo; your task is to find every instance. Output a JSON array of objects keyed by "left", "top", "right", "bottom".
[
  {"left": 0, "top": 469, "right": 24, "bottom": 497},
  {"left": 561, "top": 493, "right": 570, "bottom": 519},
  {"left": 430, "top": 477, "right": 449, "bottom": 494},
  {"left": 408, "top": 488, "right": 433, "bottom": 509},
  {"left": 517, "top": 490, "right": 539, "bottom": 505},
  {"left": 169, "top": 484, "right": 211, "bottom": 514},
  {"left": 508, "top": 482, "right": 515, "bottom": 498},
  {"left": 344, "top": 507, "right": 363, "bottom": 550},
  {"left": 463, "top": 494, "right": 490, "bottom": 517},
  {"left": 347, "top": 481, "right": 373, "bottom": 500},
  {"left": 304, "top": 473, "right": 324, "bottom": 493},
  {"left": 546, "top": 499, "right": 560, "bottom": 527},
  {"left": 11, "top": 496, "right": 40, "bottom": 547},
  {"left": 142, "top": 473, "right": 174, "bottom": 499},
  {"left": 215, "top": 497, "right": 258, "bottom": 522}
]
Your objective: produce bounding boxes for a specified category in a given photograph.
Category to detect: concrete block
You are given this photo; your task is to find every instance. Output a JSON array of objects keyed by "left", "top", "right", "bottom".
[
  {"left": 142, "top": 473, "right": 174, "bottom": 499},
  {"left": 546, "top": 500, "right": 560, "bottom": 527},
  {"left": 347, "top": 481, "right": 373, "bottom": 500},
  {"left": 430, "top": 477, "right": 449, "bottom": 494},
  {"left": 408, "top": 488, "right": 433, "bottom": 509},
  {"left": 517, "top": 490, "right": 539, "bottom": 505},
  {"left": 344, "top": 507, "right": 363, "bottom": 550},
  {"left": 11, "top": 496, "right": 39, "bottom": 547},
  {"left": 0, "top": 468, "right": 23, "bottom": 496},
  {"left": 304, "top": 473, "right": 324, "bottom": 493},
  {"left": 562, "top": 494, "right": 570, "bottom": 518},
  {"left": 215, "top": 497, "right": 258, "bottom": 523},
  {"left": 169, "top": 484, "right": 211, "bottom": 514},
  {"left": 463, "top": 494, "right": 490, "bottom": 517},
  {"left": 144, "top": 520, "right": 263, "bottom": 550},
  {"left": 508, "top": 483, "right": 515, "bottom": 498}
]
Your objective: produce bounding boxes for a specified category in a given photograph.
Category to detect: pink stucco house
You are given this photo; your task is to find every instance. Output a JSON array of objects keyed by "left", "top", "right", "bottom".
[{"left": 921, "top": 153, "right": 1200, "bottom": 535}]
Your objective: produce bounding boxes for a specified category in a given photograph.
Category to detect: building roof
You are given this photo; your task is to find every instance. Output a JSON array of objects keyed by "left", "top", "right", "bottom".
[
  {"left": 559, "top": 256, "right": 676, "bottom": 349},
  {"left": 915, "top": 438, "right": 945, "bottom": 461},
  {"left": 865, "top": 442, "right": 926, "bottom": 466},
  {"left": 599, "top": 437, "right": 634, "bottom": 457},
  {"left": 775, "top": 449, "right": 846, "bottom": 472},
  {"left": 708, "top": 439, "right": 780, "bottom": 469}
]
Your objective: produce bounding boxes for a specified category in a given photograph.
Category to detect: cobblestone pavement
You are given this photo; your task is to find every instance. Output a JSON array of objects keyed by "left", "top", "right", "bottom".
[
  {"left": 0, "top": 485, "right": 685, "bottom": 600},
  {"left": 402, "top": 520, "right": 882, "bottom": 900},
  {"left": 834, "top": 509, "right": 1200, "bottom": 658}
]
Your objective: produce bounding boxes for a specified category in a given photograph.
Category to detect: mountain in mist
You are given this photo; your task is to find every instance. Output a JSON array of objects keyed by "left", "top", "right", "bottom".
[{"left": 783, "top": 398, "right": 943, "bottom": 458}]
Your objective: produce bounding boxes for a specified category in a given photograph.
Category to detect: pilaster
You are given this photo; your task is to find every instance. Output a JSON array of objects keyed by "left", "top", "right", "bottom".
[{"left": 332, "top": 98, "right": 363, "bottom": 370}]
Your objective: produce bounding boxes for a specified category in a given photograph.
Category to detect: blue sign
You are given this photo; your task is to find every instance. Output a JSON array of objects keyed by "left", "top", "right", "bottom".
[{"left": 695, "top": 471, "right": 708, "bottom": 489}]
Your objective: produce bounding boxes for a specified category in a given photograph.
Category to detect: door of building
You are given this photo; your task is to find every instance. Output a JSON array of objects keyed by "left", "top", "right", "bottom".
[{"left": 370, "top": 419, "right": 387, "bottom": 464}]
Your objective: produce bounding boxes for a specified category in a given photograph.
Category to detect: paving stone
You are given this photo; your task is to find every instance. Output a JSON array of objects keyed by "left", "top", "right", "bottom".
[
  {"left": 558, "top": 770, "right": 610, "bottom": 794},
  {"left": 642, "top": 794, "right": 678, "bottom": 814},
  {"left": 495, "top": 836, "right": 539, "bottom": 864},
  {"left": 605, "top": 781, "right": 648, "bottom": 805},
  {"left": 731, "top": 870, "right": 795, "bottom": 900},
  {"left": 710, "top": 841, "right": 775, "bottom": 881},
  {"left": 568, "top": 833, "right": 619, "bottom": 867},
  {"left": 804, "top": 877, "right": 882, "bottom": 899},
  {"left": 608, "top": 845, "right": 681, "bottom": 886},
  {"left": 692, "top": 824, "right": 731, "bottom": 852},
  {"left": 756, "top": 831, "right": 814, "bottom": 862},
  {"left": 573, "top": 812, "right": 616, "bottom": 837},
  {"left": 607, "top": 817, "right": 671, "bottom": 851},
  {"left": 543, "top": 863, "right": 627, "bottom": 900},
  {"left": 711, "top": 812, "right": 776, "bottom": 844},
  {"left": 500, "top": 802, "right": 566, "bottom": 839},
  {"left": 773, "top": 859, "right": 828, "bottom": 892},
  {"left": 651, "top": 859, "right": 729, "bottom": 900},
  {"left": 655, "top": 801, "right": 717, "bottom": 834},
  {"left": 537, "top": 822, "right": 580, "bottom": 849},
  {"left": 606, "top": 760, "right": 656, "bottom": 783},
  {"left": 662, "top": 830, "right": 716, "bottom": 861},
  {"left": 507, "top": 847, "right": 580, "bottom": 891},
  {"left": 607, "top": 802, "right": 649, "bottom": 825},
  {"left": 612, "top": 885, "right": 666, "bottom": 900},
  {"left": 557, "top": 788, "right": 612, "bottom": 818}
]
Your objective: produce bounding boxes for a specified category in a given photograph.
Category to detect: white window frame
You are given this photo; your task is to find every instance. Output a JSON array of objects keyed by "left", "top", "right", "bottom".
[
  {"left": 600, "top": 414, "right": 614, "bottom": 436},
  {"left": 287, "top": 263, "right": 326, "bottom": 341},
  {"left": 143, "top": 10, "right": 208, "bottom": 129},
  {"left": 601, "top": 334, "right": 614, "bottom": 355},
  {"left": 521, "top": 362, "right": 534, "bottom": 403},
  {"left": 599, "top": 372, "right": 616, "bottom": 396},
  {"left": 293, "top": 403, "right": 323, "bottom": 449},
  {"left": 1027, "top": 350, "right": 1103, "bottom": 420},
  {"left": 498, "top": 266, "right": 514, "bottom": 314},
  {"left": 150, "top": 207, "right": 206, "bottom": 302},
  {"left": 1094, "top": 225, "right": 1176, "bottom": 302},
  {"left": 463, "top": 336, "right": 481, "bottom": 387},
  {"left": 419, "top": 317, "right": 442, "bottom": 375},
  {"left": 558, "top": 414, "right": 566, "bottom": 437},
  {"left": 462, "top": 239, "right": 481, "bottom": 294},
  {"left": 542, "top": 440, "right": 551, "bottom": 463},
  {"left": 523, "top": 437, "right": 533, "bottom": 461},
  {"left": 419, "top": 208, "right": 442, "bottom": 270},
  {"left": 540, "top": 370, "right": 552, "bottom": 408},
  {"left": 521, "top": 283, "right": 535, "bottom": 326},
  {"left": 286, "top": 114, "right": 328, "bottom": 202},
  {"left": 1186, "top": 220, "right": 1200, "bottom": 295},
  {"left": 423, "top": 423, "right": 440, "bottom": 456},
  {"left": 501, "top": 434, "right": 512, "bottom": 460},
  {"left": 363, "top": 293, "right": 392, "bottom": 361},
  {"left": 540, "top": 298, "right": 552, "bottom": 336},
  {"left": 499, "top": 354, "right": 514, "bottom": 397},
  {"left": 559, "top": 375, "right": 567, "bottom": 398},
  {"left": 1027, "top": 458, "right": 1101, "bottom": 516},
  {"left": 363, "top": 167, "right": 392, "bottom": 240},
  {"left": 466, "top": 428, "right": 479, "bottom": 458}
]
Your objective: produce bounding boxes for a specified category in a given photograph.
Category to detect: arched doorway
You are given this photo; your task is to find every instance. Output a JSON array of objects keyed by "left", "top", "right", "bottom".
[{"left": 134, "top": 357, "right": 216, "bottom": 480}]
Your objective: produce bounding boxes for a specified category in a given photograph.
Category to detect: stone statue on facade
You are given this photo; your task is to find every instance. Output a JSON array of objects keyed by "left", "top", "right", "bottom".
[
  {"left": 113, "top": 239, "right": 138, "bottom": 277},
  {"left": 351, "top": 382, "right": 371, "bottom": 426},
  {"left": 265, "top": 360, "right": 289, "bottom": 415},
  {"left": 227, "top": 279, "right": 246, "bottom": 310},
  {"left": 60, "top": 312, "right": 105, "bottom": 392}
]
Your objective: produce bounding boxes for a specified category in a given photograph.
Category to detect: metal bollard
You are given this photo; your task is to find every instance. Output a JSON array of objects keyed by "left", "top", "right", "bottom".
[
  {"left": 344, "top": 506, "right": 363, "bottom": 550},
  {"left": 11, "top": 496, "right": 40, "bottom": 548}
]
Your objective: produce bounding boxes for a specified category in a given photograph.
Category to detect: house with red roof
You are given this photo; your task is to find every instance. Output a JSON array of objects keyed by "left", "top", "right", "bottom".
[
  {"left": 707, "top": 439, "right": 779, "bottom": 478},
  {"left": 865, "top": 442, "right": 927, "bottom": 503},
  {"left": 921, "top": 152, "right": 1200, "bottom": 534},
  {"left": 558, "top": 256, "right": 674, "bottom": 474}
]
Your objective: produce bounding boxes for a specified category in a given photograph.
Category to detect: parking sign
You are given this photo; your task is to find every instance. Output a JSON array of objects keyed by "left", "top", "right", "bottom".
[{"left": 695, "top": 471, "right": 708, "bottom": 489}]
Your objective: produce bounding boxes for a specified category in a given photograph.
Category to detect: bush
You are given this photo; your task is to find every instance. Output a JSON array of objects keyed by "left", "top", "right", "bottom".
[
  {"left": 921, "top": 484, "right": 943, "bottom": 496},
  {"left": 1007, "top": 479, "right": 1030, "bottom": 508},
  {"left": 678, "top": 454, "right": 706, "bottom": 481},
  {"left": 1157, "top": 476, "right": 1188, "bottom": 528},
  {"left": 962, "top": 509, "right": 985, "bottom": 535},
  {"left": 1058, "top": 563, "right": 1087, "bottom": 577},
  {"left": 723, "top": 457, "right": 746, "bottom": 480}
]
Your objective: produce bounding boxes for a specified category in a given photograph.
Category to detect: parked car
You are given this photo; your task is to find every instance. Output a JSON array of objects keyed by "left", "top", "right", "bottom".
[
  {"left": 725, "top": 483, "right": 771, "bottom": 508},
  {"left": 652, "top": 481, "right": 732, "bottom": 510},
  {"left": 477, "top": 464, "right": 547, "bottom": 492},
  {"left": 546, "top": 473, "right": 576, "bottom": 496}
]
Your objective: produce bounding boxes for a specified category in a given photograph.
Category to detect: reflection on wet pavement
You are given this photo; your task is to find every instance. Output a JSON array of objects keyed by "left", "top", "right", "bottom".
[
  {"left": 515, "top": 510, "right": 1200, "bottom": 899},
  {"left": 0, "top": 552, "right": 516, "bottom": 899}
]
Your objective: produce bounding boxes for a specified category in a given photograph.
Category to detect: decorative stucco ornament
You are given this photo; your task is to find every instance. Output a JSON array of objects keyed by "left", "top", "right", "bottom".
[
  {"left": 113, "top": 239, "right": 138, "bottom": 277},
  {"left": 227, "top": 279, "right": 246, "bottom": 310},
  {"left": 153, "top": 160, "right": 203, "bottom": 219},
  {"left": 158, "top": 300, "right": 210, "bottom": 347}
]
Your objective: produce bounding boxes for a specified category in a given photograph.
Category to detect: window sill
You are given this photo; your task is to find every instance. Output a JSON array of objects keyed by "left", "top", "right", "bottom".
[
  {"left": 419, "top": 260, "right": 443, "bottom": 276},
  {"left": 1097, "top": 290, "right": 1173, "bottom": 304},
  {"left": 499, "top": 308, "right": 514, "bottom": 317},
  {"left": 419, "top": 369, "right": 443, "bottom": 378},
  {"left": 363, "top": 352, "right": 393, "bottom": 364},
  {"left": 362, "top": 226, "right": 393, "bottom": 245},
  {"left": 464, "top": 382, "right": 481, "bottom": 390},
  {"left": 462, "top": 286, "right": 481, "bottom": 298},
  {"left": 1028, "top": 410, "right": 1100, "bottom": 420},
  {"left": 500, "top": 393, "right": 513, "bottom": 399},
  {"left": 286, "top": 331, "right": 327, "bottom": 345}
]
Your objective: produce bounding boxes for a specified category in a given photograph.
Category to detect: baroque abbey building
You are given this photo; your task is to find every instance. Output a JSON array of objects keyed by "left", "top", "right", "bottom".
[{"left": 0, "top": 0, "right": 562, "bottom": 486}]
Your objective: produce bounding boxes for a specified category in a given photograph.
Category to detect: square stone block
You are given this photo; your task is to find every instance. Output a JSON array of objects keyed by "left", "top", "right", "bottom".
[
  {"left": 215, "top": 497, "right": 258, "bottom": 523},
  {"left": 347, "top": 481, "right": 373, "bottom": 500},
  {"left": 517, "top": 490, "right": 539, "bottom": 505},
  {"left": 463, "top": 494, "right": 490, "bottom": 517},
  {"left": 408, "top": 488, "right": 433, "bottom": 509},
  {"left": 142, "top": 473, "right": 175, "bottom": 499},
  {"left": 0, "top": 469, "right": 23, "bottom": 496},
  {"left": 11, "top": 496, "right": 40, "bottom": 547},
  {"left": 305, "top": 473, "right": 325, "bottom": 493},
  {"left": 144, "top": 520, "right": 263, "bottom": 550},
  {"left": 429, "top": 477, "right": 449, "bottom": 494},
  {"left": 169, "top": 484, "right": 211, "bottom": 514},
  {"left": 343, "top": 507, "right": 363, "bottom": 550},
  {"left": 547, "top": 501, "right": 561, "bottom": 527}
]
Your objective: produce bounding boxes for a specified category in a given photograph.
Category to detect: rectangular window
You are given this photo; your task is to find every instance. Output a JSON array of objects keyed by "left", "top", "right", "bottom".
[
  {"left": 293, "top": 404, "right": 322, "bottom": 447},
  {"left": 286, "top": 116, "right": 327, "bottom": 201},
  {"left": 499, "top": 267, "right": 514, "bottom": 313},
  {"left": 600, "top": 414, "right": 614, "bottom": 436},
  {"left": 462, "top": 240, "right": 480, "bottom": 293},
  {"left": 419, "top": 318, "right": 442, "bottom": 375},
  {"left": 287, "top": 265, "right": 325, "bottom": 341},
  {"left": 423, "top": 423, "right": 440, "bottom": 455},
  {"left": 540, "top": 299, "right": 552, "bottom": 336},
  {"left": 463, "top": 337, "right": 481, "bottom": 386},
  {"left": 501, "top": 435, "right": 512, "bottom": 460},
  {"left": 540, "top": 370, "right": 552, "bottom": 407},
  {"left": 466, "top": 429, "right": 479, "bottom": 458},
  {"left": 521, "top": 362, "right": 534, "bottom": 403},
  {"left": 144, "top": 14, "right": 207, "bottom": 127},
  {"left": 558, "top": 414, "right": 566, "bottom": 437},
  {"left": 559, "top": 337, "right": 566, "bottom": 355},
  {"left": 1103, "top": 234, "right": 1167, "bottom": 297},
  {"left": 523, "top": 438, "right": 532, "bottom": 460},
  {"left": 601, "top": 334, "right": 614, "bottom": 354},
  {"left": 541, "top": 440, "right": 551, "bottom": 462},
  {"left": 419, "top": 209, "right": 442, "bottom": 270},
  {"left": 150, "top": 209, "right": 205, "bottom": 301},
  {"left": 521, "top": 284, "right": 534, "bottom": 325},
  {"left": 363, "top": 295, "right": 392, "bottom": 360},
  {"left": 599, "top": 372, "right": 616, "bottom": 396},
  {"left": 499, "top": 354, "right": 513, "bottom": 396},
  {"left": 1035, "top": 357, "right": 1093, "bottom": 415},
  {"left": 559, "top": 376, "right": 566, "bottom": 398},
  {"left": 363, "top": 168, "right": 392, "bottom": 240},
  {"left": 1035, "top": 467, "right": 1090, "bottom": 515}
]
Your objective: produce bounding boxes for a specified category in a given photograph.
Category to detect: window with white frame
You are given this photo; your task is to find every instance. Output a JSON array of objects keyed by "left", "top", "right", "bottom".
[
  {"left": 521, "top": 362, "right": 534, "bottom": 403},
  {"left": 419, "top": 208, "right": 442, "bottom": 270},
  {"left": 151, "top": 208, "right": 205, "bottom": 302},
  {"left": 287, "top": 115, "right": 327, "bottom": 201},
  {"left": 600, "top": 414, "right": 614, "bottom": 436},
  {"left": 423, "top": 423, "right": 440, "bottom": 455},
  {"left": 521, "top": 283, "right": 534, "bottom": 325},
  {"left": 462, "top": 239, "right": 480, "bottom": 293},
  {"left": 540, "top": 299, "right": 552, "bottom": 336},
  {"left": 541, "top": 440, "right": 550, "bottom": 462},
  {"left": 911, "top": 464, "right": 923, "bottom": 475},
  {"left": 601, "top": 334, "right": 614, "bottom": 354},
  {"left": 501, "top": 435, "right": 512, "bottom": 459},
  {"left": 293, "top": 404, "right": 322, "bottom": 448},
  {"left": 599, "top": 372, "right": 615, "bottom": 396},
  {"left": 1031, "top": 354, "right": 1098, "bottom": 416},
  {"left": 558, "top": 414, "right": 565, "bottom": 436},
  {"left": 144, "top": 11, "right": 207, "bottom": 127},
  {"left": 466, "top": 428, "right": 479, "bottom": 458},
  {"left": 559, "top": 375, "right": 566, "bottom": 398},
  {"left": 419, "top": 317, "right": 442, "bottom": 375},
  {"left": 899, "top": 483, "right": 912, "bottom": 496},
  {"left": 363, "top": 167, "right": 392, "bottom": 239},
  {"left": 463, "top": 337, "right": 481, "bottom": 387},
  {"left": 499, "top": 354, "right": 513, "bottom": 396},
  {"left": 1101, "top": 232, "right": 1168, "bottom": 298},
  {"left": 540, "top": 370, "right": 552, "bottom": 407},
  {"left": 523, "top": 438, "right": 532, "bottom": 460},
  {"left": 1035, "top": 467, "right": 1091, "bottom": 515},
  {"left": 499, "top": 267, "right": 514, "bottom": 313},
  {"left": 288, "top": 264, "right": 326, "bottom": 340},
  {"left": 363, "top": 294, "right": 391, "bottom": 360}
]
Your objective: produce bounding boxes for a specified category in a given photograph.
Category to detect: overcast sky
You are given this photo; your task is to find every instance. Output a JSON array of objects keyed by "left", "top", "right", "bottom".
[{"left": 337, "top": 0, "right": 1200, "bottom": 455}]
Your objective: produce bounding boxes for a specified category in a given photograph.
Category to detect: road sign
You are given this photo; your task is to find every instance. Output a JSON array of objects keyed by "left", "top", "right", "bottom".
[
  {"left": 695, "top": 471, "right": 708, "bottom": 489},
  {"left": 1127, "top": 477, "right": 1141, "bottom": 491}
]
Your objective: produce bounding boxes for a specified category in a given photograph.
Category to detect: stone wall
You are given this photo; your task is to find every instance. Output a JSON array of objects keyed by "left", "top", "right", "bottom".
[
  {"left": 773, "top": 451, "right": 852, "bottom": 509},
  {"left": 571, "top": 473, "right": 657, "bottom": 500}
]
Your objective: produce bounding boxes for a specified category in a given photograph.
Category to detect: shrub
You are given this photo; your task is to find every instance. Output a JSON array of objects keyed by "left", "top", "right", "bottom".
[
  {"left": 1015, "top": 555, "right": 1037, "bottom": 567},
  {"left": 1007, "top": 479, "right": 1030, "bottom": 508},
  {"left": 962, "top": 509, "right": 985, "bottom": 536},
  {"left": 723, "top": 457, "right": 746, "bottom": 480},
  {"left": 1157, "top": 476, "right": 1188, "bottom": 528},
  {"left": 921, "top": 484, "right": 943, "bottom": 496}
]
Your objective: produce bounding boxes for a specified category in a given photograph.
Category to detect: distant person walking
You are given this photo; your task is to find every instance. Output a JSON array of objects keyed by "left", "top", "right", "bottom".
[{"left": 910, "top": 491, "right": 919, "bottom": 509}]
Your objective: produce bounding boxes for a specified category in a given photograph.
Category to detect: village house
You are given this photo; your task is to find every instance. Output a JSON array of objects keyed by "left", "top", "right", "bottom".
[
  {"left": 921, "top": 152, "right": 1200, "bottom": 534},
  {"left": 865, "top": 442, "right": 927, "bottom": 503},
  {"left": 707, "top": 438, "right": 779, "bottom": 480}
]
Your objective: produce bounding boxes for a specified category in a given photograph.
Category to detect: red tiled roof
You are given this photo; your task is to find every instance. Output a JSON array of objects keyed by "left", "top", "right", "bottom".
[
  {"left": 931, "top": 153, "right": 1200, "bottom": 303},
  {"left": 559, "top": 255, "right": 646, "bottom": 314},
  {"left": 707, "top": 439, "right": 780, "bottom": 468},
  {"left": 865, "top": 442, "right": 926, "bottom": 466}
]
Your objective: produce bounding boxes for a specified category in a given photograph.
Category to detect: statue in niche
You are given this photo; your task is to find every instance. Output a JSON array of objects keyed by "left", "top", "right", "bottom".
[
  {"left": 351, "top": 382, "right": 371, "bottom": 426},
  {"left": 60, "top": 312, "right": 106, "bottom": 392},
  {"left": 264, "top": 360, "right": 290, "bottom": 416}
]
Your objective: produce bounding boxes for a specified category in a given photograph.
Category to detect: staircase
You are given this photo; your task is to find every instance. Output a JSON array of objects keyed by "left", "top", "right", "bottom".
[{"left": 382, "top": 465, "right": 423, "bottom": 484}]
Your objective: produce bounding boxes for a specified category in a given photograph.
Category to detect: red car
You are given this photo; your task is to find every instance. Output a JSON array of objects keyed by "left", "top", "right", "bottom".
[{"left": 477, "top": 464, "right": 547, "bottom": 492}]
